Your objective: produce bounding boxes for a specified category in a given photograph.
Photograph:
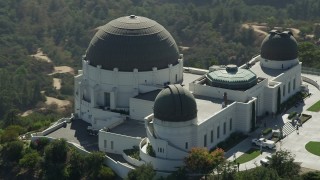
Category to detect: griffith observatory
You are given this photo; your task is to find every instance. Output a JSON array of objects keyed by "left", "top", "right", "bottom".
[{"left": 73, "top": 15, "right": 302, "bottom": 172}]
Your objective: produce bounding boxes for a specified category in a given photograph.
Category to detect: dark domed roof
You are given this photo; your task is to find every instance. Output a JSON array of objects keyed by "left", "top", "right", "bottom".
[
  {"left": 85, "top": 15, "right": 180, "bottom": 71},
  {"left": 261, "top": 30, "right": 298, "bottom": 61},
  {"left": 154, "top": 85, "right": 197, "bottom": 122},
  {"left": 206, "top": 65, "right": 257, "bottom": 90}
]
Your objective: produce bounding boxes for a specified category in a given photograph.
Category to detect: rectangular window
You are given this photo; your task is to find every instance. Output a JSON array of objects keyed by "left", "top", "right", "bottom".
[
  {"left": 223, "top": 122, "right": 226, "bottom": 135},
  {"left": 185, "top": 142, "right": 188, "bottom": 149},
  {"left": 288, "top": 82, "right": 291, "bottom": 94},
  {"left": 211, "top": 130, "right": 213, "bottom": 143},
  {"left": 204, "top": 134, "right": 207, "bottom": 147},
  {"left": 104, "top": 92, "right": 110, "bottom": 107},
  {"left": 230, "top": 118, "right": 233, "bottom": 131},
  {"left": 111, "top": 141, "right": 114, "bottom": 150},
  {"left": 104, "top": 140, "right": 107, "bottom": 149},
  {"left": 217, "top": 126, "right": 220, "bottom": 139},
  {"left": 293, "top": 78, "right": 296, "bottom": 90}
]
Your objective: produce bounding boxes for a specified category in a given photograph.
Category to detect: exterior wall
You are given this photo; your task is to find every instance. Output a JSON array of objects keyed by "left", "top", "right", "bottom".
[
  {"left": 145, "top": 117, "right": 189, "bottom": 160},
  {"left": 189, "top": 82, "right": 247, "bottom": 102},
  {"left": 83, "top": 59, "right": 183, "bottom": 108},
  {"left": 129, "top": 98, "right": 154, "bottom": 121},
  {"left": 99, "top": 131, "right": 142, "bottom": 154},
  {"left": 196, "top": 103, "right": 237, "bottom": 150},
  {"left": 234, "top": 99, "right": 256, "bottom": 133},
  {"left": 75, "top": 58, "right": 183, "bottom": 125},
  {"left": 152, "top": 119, "right": 196, "bottom": 154},
  {"left": 139, "top": 138, "right": 184, "bottom": 171},
  {"left": 273, "top": 63, "right": 302, "bottom": 103},
  {"left": 190, "top": 78, "right": 267, "bottom": 116},
  {"left": 260, "top": 56, "right": 299, "bottom": 70},
  {"left": 263, "top": 83, "right": 280, "bottom": 114}
]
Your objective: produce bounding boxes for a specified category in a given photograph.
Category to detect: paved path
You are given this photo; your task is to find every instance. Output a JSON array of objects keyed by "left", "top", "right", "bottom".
[{"left": 226, "top": 73, "right": 320, "bottom": 171}]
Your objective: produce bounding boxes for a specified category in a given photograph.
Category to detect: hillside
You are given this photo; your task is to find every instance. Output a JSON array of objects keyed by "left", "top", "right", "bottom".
[{"left": 0, "top": 0, "right": 320, "bottom": 124}]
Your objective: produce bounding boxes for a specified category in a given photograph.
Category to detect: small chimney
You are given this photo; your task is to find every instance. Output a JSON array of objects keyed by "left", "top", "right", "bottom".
[{"left": 223, "top": 92, "right": 228, "bottom": 107}]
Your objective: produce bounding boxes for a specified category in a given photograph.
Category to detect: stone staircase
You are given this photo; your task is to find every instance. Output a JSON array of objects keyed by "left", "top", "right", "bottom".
[{"left": 282, "top": 122, "right": 296, "bottom": 136}]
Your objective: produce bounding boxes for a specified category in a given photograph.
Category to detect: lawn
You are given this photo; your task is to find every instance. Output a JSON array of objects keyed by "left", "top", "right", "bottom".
[
  {"left": 235, "top": 148, "right": 260, "bottom": 164},
  {"left": 307, "top": 100, "right": 320, "bottom": 112},
  {"left": 305, "top": 141, "right": 320, "bottom": 156}
]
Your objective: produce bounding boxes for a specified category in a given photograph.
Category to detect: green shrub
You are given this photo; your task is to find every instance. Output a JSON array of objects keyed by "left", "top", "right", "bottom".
[
  {"left": 97, "top": 166, "right": 115, "bottom": 180},
  {"left": 288, "top": 112, "right": 297, "bottom": 119},
  {"left": 124, "top": 146, "right": 140, "bottom": 160},
  {"left": 214, "top": 132, "right": 247, "bottom": 152},
  {"left": 146, "top": 143, "right": 155, "bottom": 157},
  {"left": 262, "top": 128, "right": 272, "bottom": 136}
]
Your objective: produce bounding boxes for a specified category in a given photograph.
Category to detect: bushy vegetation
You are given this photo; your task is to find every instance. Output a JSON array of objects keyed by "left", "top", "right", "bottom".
[
  {"left": 124, "top": 146, "right": 140, "bottom": 160},
  {"left": 288, "top": 111, "right": 297, "bottom": 119},
  {"left": 262, "top": 128, "right": 272, "bottom": 136},
  {"left": 146, "top": 143, "right": 156, "bottom": 157},
  {"left": 214, "top": 132, "right": 248, "bottom": 152},
  {"left": 0, "top": 138, "right": 115, "bottom": 179}
]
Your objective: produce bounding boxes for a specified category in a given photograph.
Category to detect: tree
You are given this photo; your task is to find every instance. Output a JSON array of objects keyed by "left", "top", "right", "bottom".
[
  {"left": 44, "top": 138, "right": 68, "bottom": 163},
  {"left": 19, "top": 149, "right": 42, "bottom": 171},
  {"left": 97, "top": 166, "right": 115, "bottom": 180},
  {"left": 84, "top": 151, "right": 105, "bottom": 178},
  {"left": 184, "top": 147, "right": 225, "bottom": 174},
  {"left": 268, "top": 150, "right": 300, "bottom": 178},
  {"left": 301, "top": 171, "right": 320, "bottom": 180},
  {"left": 126, "top": 163, "right": 155, "bottom": 180},
  {"left": 235, "top": 166, "right": 279, "bottom": 180},
  {"left": 1, "top": 140, "right": 24, "bottom": 162},
  {"left": 68, "top": 149, "right": 85, "bottom": 179}
]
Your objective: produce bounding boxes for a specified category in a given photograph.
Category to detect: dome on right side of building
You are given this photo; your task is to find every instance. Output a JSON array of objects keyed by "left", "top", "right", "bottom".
[{"left": 260, "top": 30, "right": 298, "bottom": 61}]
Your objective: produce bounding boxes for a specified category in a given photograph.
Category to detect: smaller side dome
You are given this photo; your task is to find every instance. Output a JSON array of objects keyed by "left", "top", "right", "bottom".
[
  {"left": 154, "top": 85, "right": 197, "bottom": 122},
  {"left": 261, "top": 30, "right": 298, "bottom": 61}
]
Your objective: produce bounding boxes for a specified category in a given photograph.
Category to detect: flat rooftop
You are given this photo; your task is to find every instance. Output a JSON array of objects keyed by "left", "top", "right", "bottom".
[
  {"left": 106, "top": 119, "right": 146, "bottom": 138},
  {"left": 134, "top": 72, "right": 203, "bottom": 101},
  {"left": 182, "top": 72, "right": 203, "bottom": 90},
  {"left": 194, "top": 95, "right": 233, "bottom": 124},
  {"left": 249, "top": 61, "right": 286, "bottom": 80}
]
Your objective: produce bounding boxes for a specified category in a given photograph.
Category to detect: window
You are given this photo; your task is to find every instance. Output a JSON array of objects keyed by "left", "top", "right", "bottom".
[
  {"left": 175, "top": 74, "right": 178, "bottom": 82},
  {"left": 104, "top": 92, "right": 110, "bottom": 107},
  {"left": 217, "top": 126, "right": 220, "bottom": 139},
  {"left": 229, "top": 118, "right": 232, "bottom": 131},
  {"left": 111, "top": 141, "right": 114, "bottom": 150},
  {"left": 185, "top": 142, "right": 188, "bottom": 149},
  {"left": 223, "top": 122, "right": 226, "bottom": 135},
  {"left": 104, "top": 140, "right": 107, "bottom": 149},
  {"left": 293, "top": 78, "right": 296, "bottom": 90},
  {"left": 204, "top": 134, "right": 207, "bottom": 147},
  {"left": 288, "top": 82, "right": 291, "bottom": 94},
  {"left": 211, "top": 130, "right": 213, "bottom": 143},
  {"left": 283, "top": 85, "right": 286, "bottom": 97}
]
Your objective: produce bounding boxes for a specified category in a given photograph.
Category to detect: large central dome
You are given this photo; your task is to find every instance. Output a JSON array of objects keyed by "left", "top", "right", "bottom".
[{"left": 85, "top": 15, "right": 180, "bottom": 71}]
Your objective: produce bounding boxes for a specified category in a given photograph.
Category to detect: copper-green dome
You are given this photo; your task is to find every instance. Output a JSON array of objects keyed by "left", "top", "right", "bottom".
[
  {"left": 154, "top": 85, "right": 197, "bottom": 122},
  {"left": 85, "top": 15, "right": 180, "bottom": 71},
  {"left": 206, "top": 65, "right": 257, "bottom": 90},
  {"left": 261, "top": 30, "right": 298, "bottom": 61}
]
